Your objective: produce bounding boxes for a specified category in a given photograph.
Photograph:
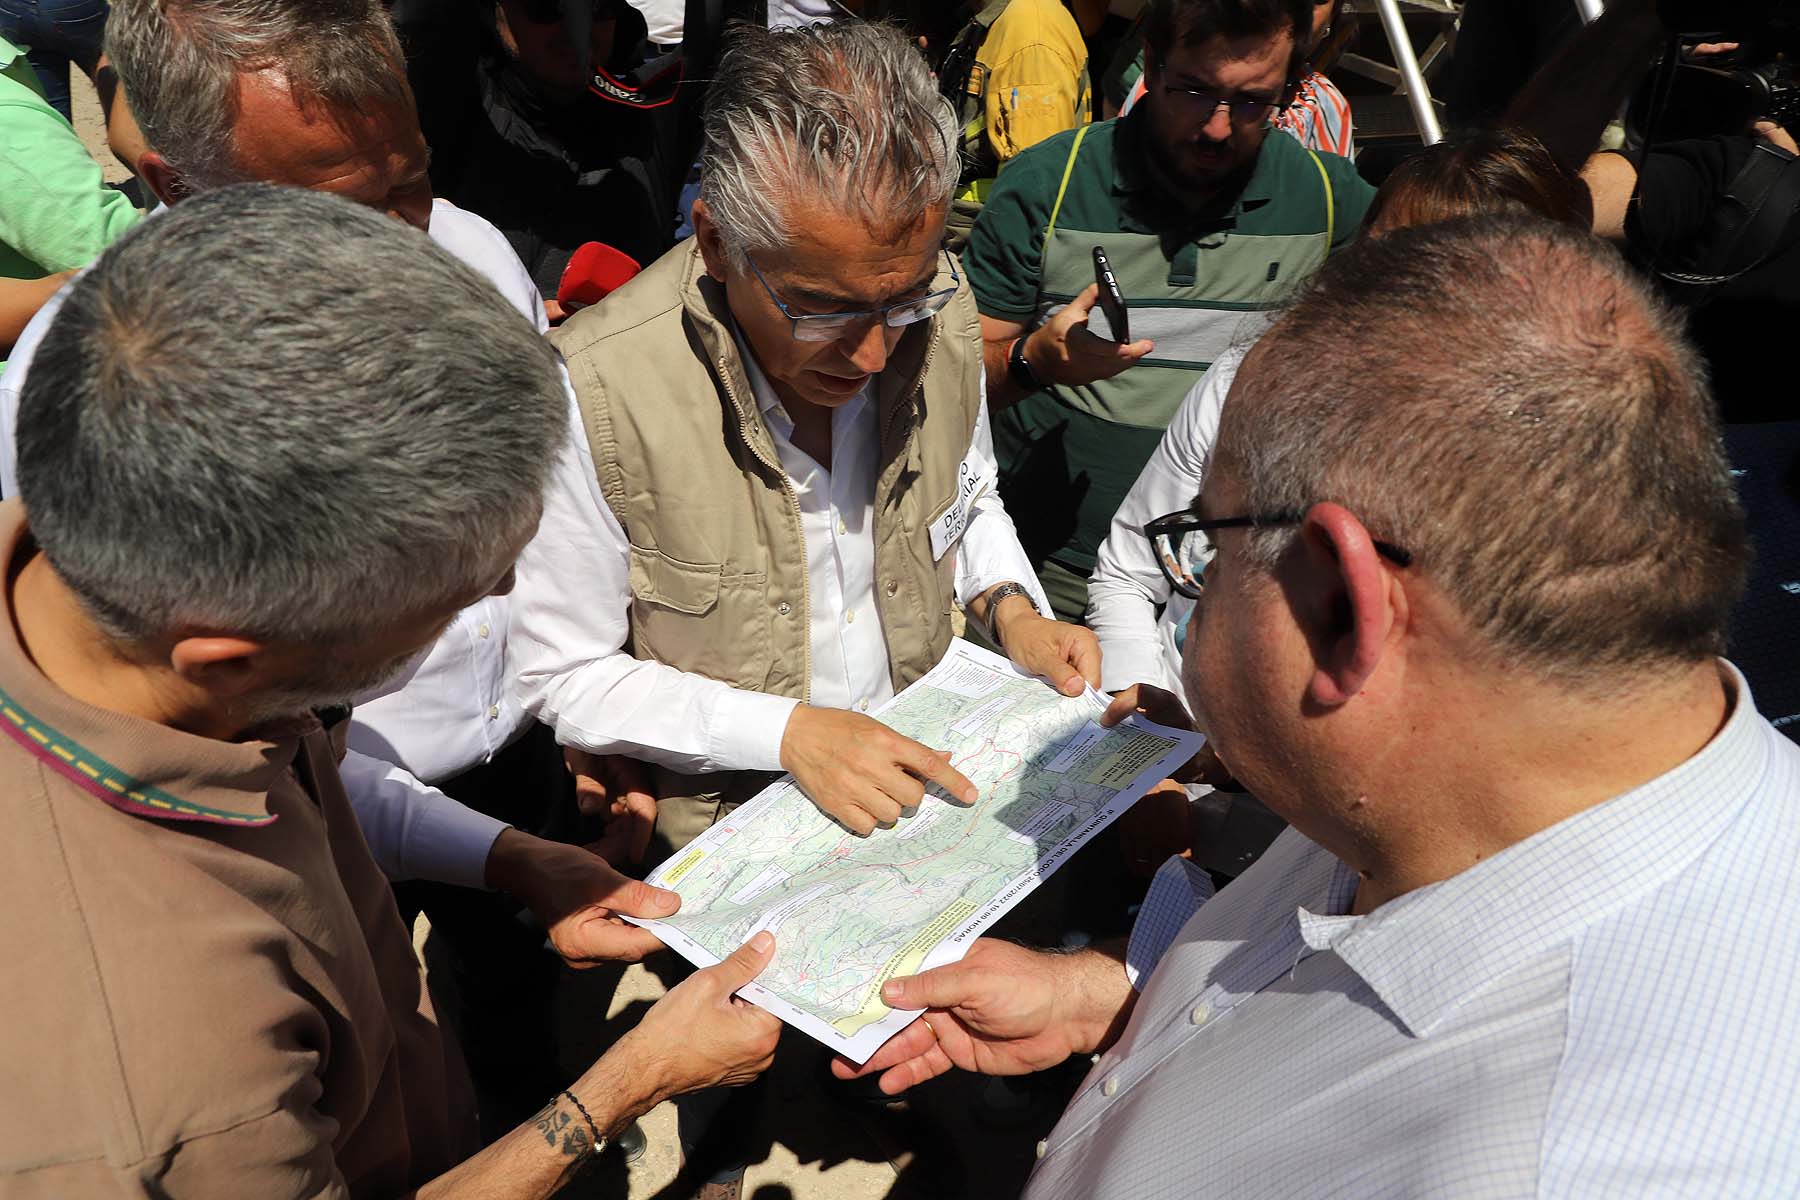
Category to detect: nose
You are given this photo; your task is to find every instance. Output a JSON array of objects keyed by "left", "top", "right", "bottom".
[
  {"left": 838, "top": 315, "right": 895, "bottom": 375},
  {"left": 1201, "top": 105, "right": 1233, "bottom": 142}
]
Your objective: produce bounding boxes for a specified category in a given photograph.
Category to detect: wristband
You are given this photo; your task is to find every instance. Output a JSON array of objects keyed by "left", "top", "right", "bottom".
[{"left": 1007, "top": 335, "right": 1044, "bottom": 393}]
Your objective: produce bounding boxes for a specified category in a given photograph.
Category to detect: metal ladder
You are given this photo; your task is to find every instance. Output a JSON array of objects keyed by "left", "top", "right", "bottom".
[
  {"left": 1337, "top": 0, "right": 1457, "bottom": 146},
  {"left": 1336, "top": 0, "right": 1604, "bottom": 149}
]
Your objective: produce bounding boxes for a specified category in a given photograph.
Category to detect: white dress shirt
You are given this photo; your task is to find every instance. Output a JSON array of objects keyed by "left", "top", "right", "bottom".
[
  {"left": 1085, "top": 345, "right": 1240, "bottom": 697},
  {"left": 510, "top": 340, "right": 1049, "bottom": 774},
  {"left": 765, "top": 0, "right": 840, "bottom": 27},
  {"left": 1028, "top": 663, "right": 1800, "bottom": 1199},
  {"left": 628, "top": 0, "right": 684, "bottom": 43},
  {"left": 0, "top": 199, "right": 545, "bottom": 888}
]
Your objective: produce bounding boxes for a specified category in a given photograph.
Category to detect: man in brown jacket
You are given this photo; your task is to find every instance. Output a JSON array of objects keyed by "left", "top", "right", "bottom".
[{"left": 0, "top": 184, "right": 780, "bottom": 1198}]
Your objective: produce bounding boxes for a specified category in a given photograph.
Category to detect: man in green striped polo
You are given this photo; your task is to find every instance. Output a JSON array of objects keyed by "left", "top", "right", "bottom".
[{"left": 966, "top": 0, "right": 1373, "bottom": 620}]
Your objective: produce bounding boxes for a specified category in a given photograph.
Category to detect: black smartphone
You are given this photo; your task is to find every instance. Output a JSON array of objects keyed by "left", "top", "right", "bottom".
[{"left": 1092, "top": 246, "right": 1129, "bottom": 343}]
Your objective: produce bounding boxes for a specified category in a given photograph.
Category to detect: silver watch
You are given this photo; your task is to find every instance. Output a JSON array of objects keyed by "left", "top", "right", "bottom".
[{"left": 985, "top": 581, "right": 1040, "bottom": 648}]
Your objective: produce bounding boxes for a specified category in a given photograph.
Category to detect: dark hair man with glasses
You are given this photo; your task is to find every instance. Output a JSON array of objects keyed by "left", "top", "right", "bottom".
[
  {"left": 514, "top": 20, "right": 1097, "bottom": 885},
  {"left": 963, "top": 0, "right": 1373, "bottom": 623},
  {"left": 834, "top": 215, "right": 1800, "bottom": 1197}
]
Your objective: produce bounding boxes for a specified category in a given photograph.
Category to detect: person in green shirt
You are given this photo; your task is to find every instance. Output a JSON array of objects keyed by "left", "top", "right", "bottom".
[
  {"left": 964, "top": 0, "right": 1372, "bottom": 620},
  {"left": 0, "top": 34, "right": 139, "bottom": 361}
]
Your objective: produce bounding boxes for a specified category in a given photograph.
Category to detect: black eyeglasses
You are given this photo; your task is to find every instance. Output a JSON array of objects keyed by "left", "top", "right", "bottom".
[
  {"left": 1143, "top": 510, "right": 1414, "bottom": 600},
  {"left": 1159, "top": 83, "right": 1293, "bottom": 125},
  {"left": 746, "top": 251, "right": 960, "bottom": 343}
]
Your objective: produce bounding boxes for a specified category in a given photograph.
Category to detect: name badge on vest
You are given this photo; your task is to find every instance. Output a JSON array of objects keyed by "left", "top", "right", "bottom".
[{"left": 930, "top": 457, "right": 994, "bottom": 562}]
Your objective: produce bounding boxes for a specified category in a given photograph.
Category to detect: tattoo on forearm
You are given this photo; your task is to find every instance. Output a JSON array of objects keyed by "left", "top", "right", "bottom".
[{"left": 527, "top": 1100, "right": 592, "bottom": 1158}]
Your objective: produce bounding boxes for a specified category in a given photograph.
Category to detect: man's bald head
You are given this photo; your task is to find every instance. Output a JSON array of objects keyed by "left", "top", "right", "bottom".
[{"left": 1216, "top": 215, "right": 1747, "bottom": 682}]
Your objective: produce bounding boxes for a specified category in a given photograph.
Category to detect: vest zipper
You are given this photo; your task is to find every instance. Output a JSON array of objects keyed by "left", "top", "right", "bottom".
[
  {"left": 885, "top": 322, "right": 939, "bottom": 450},
  {"left": 874, "top": 326, "right": 940, "bottom": 689},
  {"left": 717, "top": 358, "right": 813, "bottom": 705}
]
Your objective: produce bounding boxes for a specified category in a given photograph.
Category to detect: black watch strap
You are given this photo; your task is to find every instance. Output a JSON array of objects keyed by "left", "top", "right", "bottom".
[{"left": 1007, "top": 335, "right": 1043, "bottom": 393}]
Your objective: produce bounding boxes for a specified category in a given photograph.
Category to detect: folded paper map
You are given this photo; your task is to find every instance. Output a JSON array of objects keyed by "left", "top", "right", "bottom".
[{"left": 624, "top": 639, "right": 1205, "bottom": 1062}]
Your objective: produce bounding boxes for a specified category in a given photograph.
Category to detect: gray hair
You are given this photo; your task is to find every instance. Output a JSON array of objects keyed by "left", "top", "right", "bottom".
[
  {"left": 700, "top": 21, "right": 959, "bottom": 268},
  {"left": 1216, "top": 215, "right": 1748, "bottom": 680},
  {"left": 18, "top": 184, "right": 567, "bottom": 650},
  {"left": 105, "top": 0, "right": 412, "bottom": 189}
]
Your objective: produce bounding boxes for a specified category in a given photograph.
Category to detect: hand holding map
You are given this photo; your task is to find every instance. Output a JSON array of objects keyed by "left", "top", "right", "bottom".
[{"left": 624, "top": 640, "right": 1205, "bottom": 1063}]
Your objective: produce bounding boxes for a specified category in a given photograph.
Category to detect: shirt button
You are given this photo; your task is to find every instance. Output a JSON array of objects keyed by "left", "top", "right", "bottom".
[
  {"left": 477, "top": 623, "right": 491, "bottom": 639},
  {"left": 1189, "top": 1005, "right": 1210, "bottom": 1026},
  {"left": 1035, "top": 1139, "right": 1049, "bottom": 1159},
  {"left": 487, "top": 704, "right": 499, "bottom": 720},
  {"left": 1101, "top": 1076, "right": 1119, "bottom": 1097},
  {"left": 884, "top": 580, "right": 899, "bottom": 598},
  {"left": 845, "top": 609, "right": 856, "bottom": 624},
  {"left": 777, "top": 601, "right": 792, "bottom": 616},
  {"left": 857, "top": 699, "right": 870, "bottom": 712},
  {"left": 838, "top": 518, "right": 848, "bottom": 536}
]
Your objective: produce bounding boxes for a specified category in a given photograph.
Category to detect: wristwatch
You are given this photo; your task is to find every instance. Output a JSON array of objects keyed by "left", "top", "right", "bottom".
[
  {"left": 1007, "top": 335, "right": 1044, "bottom": 393},
  {"left": 986, "top": 581, "right": 1040, "bottom": 649}
]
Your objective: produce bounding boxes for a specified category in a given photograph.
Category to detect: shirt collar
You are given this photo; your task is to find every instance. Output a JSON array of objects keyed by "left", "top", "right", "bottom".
[
  {"left": 732, "top": 325, "right": 786, "bottom": 420},
  {"left": 728, "top": 320, "right": 870, "bottom": 436},
  {"left": 0, "top": 502, "right": 294, "bottom": 825},
  {"left": 1310, "top": 663, "right": 1767, "bottom": 1038}
]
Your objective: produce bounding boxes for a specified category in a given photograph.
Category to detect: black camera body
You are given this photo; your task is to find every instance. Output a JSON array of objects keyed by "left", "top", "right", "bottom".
[
  {"left": 1633, "top": 0, "right": 1800, "bottom": 141},
  {"left": 1742, "top": 59, "right": 1800, "bottom": 131},
  {"left": 1632, "top": 58, "right": 1800, "bottom": 143}
]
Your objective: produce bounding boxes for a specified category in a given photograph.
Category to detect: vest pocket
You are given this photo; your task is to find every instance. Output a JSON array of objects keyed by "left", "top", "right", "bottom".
[
  {"left": 628, "top": 546, "right": 721, "bottom": 615},
  {"left": 627, "top": 546, "right": 772, "bottom": 692}
]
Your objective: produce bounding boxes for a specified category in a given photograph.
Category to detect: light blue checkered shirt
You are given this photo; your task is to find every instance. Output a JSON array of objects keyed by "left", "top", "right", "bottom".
[{"left": 1027, "top": 663, "right": 1800, "bottom": 1199}]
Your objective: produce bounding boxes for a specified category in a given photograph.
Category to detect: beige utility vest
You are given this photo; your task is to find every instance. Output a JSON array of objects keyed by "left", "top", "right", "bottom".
[{"left": 552, "top": 240, "right": 984, "bottom": 856}]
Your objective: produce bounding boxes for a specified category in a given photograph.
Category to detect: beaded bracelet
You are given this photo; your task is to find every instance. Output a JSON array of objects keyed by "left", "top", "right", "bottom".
[{"left": 560, "top": 1089, "right": 605, "bottom": 1157}]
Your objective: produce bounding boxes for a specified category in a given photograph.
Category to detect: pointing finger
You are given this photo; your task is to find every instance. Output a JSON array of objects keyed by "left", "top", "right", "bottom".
[{"left": 916, "top": 750, "right": 977, "bottom": 806}]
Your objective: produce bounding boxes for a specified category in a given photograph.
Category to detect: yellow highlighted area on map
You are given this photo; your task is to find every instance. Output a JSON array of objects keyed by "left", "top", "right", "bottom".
[
  {"left": 661, "top": 847, "right": 709, "bottom": 887},
  {"left": 832, "top": 900, "right": 980, "bottom": 1036},
  {"left": 1082, "top": 732, "right": 1180, "bottom": 789}
]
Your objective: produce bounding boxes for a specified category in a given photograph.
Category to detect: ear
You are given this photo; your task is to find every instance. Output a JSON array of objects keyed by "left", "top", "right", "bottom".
[
  {"left": 492, "top": 0, "right": 521, "bottom": 58},
  {"left": 167, "top": 635, "right": 269, "bottom": 701},
  {"left": 137, "top": 151, "right": 190, "bottom": 209},
  {"left": 690, "top": 198, "right": 730, "bottom": 283},
  {"left": 1289, "top": 502, "right": 1405, "bottom": 709}
]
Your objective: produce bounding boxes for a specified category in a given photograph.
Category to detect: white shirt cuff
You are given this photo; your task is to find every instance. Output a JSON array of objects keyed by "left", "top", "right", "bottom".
[
  {"left": 406, "top": 793, "right": 510, "bottom": 889},
  {"left": 1098, "top": 636, "right": 1177, "bottom": 695},
  {"left": 706, "top": 688, "right": 802, "bottom": 773}
]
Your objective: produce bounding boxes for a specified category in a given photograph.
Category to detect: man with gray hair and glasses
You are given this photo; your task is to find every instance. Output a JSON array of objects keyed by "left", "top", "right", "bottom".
[
  {"left": 835, "top": 216, "right": 1800, "bottom": 1195},
  {"left": 511, "top": 22, "right": 1101, "bottom": 1191},
  {"left": 0, "top": 0, "right": 660, "bottom": 1139},
  {"left": 514, "top": 19, "right": 1100, "bottom": 857},
  {"left": 0, "top": 184, "right": 783, "bottom": 1199}
]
